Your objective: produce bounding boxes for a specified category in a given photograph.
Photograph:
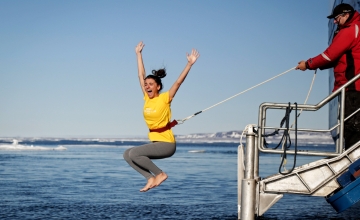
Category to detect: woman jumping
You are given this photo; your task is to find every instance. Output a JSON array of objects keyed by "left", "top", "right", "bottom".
[{"left": 123, "top": 41, "right": 200, "bottom": 192}]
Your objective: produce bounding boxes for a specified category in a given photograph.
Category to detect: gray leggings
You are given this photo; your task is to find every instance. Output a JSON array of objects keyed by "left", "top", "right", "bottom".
[{"left": 123, "top": 142, "right": 176, "bottom": 179}]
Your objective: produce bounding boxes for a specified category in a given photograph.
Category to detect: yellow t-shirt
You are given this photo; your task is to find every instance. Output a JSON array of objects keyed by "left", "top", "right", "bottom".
[{"left": 143, "top": 91, "right": 175, "bottom": 143}]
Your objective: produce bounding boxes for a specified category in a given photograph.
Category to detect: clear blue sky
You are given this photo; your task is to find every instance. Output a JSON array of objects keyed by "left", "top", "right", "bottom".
[{"left": 0, "top": 0, "right": 335, "bottom": 137}]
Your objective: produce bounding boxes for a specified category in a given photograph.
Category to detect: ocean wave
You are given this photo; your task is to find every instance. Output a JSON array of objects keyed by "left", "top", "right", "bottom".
[{"left": 0, "top": 140, "right": 67, "bottom": 151}]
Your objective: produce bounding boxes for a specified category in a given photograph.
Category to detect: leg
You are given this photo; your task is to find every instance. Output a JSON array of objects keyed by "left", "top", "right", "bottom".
[
  {"left": 345, "top": 130, "right": 359, "bottom": 149},
  {"left": 128, "top": 142, "right": 176, "bottom": 176},
  {"left": 123, "top": 147, "right": 155, "bottom": 192},
  {"left": 123, "top": 147, "right": 154, "bottom": 180},
  {"left": 123, "top": 142, "right": 176, "bottom": 190},
  {"left": 344, "top": 91, "right": 360, "bottom": 150}
]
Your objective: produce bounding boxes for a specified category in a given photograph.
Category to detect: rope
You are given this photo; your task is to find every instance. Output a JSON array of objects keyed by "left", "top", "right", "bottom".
[
  {"left": 277, "top": 102, "right": 298, "bottom": 175},
  {"left": 263, "top": 69, "right": 317, "bottom": 147},
  {"left": 279, "top": 70, "right": 316, "bottom": 172},
  {"left": 176, "top": 66, "right": 296, "bottom": 124},
  {"left": 290, "top": 69, "right": 317, "bottom": 128}
]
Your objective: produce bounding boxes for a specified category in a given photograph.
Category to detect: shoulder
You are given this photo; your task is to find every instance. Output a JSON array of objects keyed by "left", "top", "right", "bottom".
[
  {"left": 337, "top": 23, "right": 359, "bottom": 39},
  {"left": 159, "top": 91, "right": 172, "bottom": 103},
  {"left": 159, "top": 91, "right": 169, "bottom": 100},
  {"left": 159, "top": 91, "right": 169, "bottom": 97}
]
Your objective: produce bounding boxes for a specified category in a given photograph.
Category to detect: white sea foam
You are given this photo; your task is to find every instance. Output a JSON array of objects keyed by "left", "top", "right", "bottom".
[
  {"left": 188, "top": 150, "right": 206, "bottom": 153},
  {"left": 0, "top": 144, "right": 67, "bottom": 151},
  {"left": 0, "top": 140, "right": 67, "bottom": 151}
]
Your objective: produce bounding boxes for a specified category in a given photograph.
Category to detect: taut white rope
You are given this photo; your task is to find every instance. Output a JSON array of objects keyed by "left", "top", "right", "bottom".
[{"left": 177, "top": 66, "right": 297, "bottom": 124}]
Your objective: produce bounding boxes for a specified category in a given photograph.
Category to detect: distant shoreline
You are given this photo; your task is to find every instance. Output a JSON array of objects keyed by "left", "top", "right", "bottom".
[{"left": 0, "top": 130, "right": 335, "bottom": 146}]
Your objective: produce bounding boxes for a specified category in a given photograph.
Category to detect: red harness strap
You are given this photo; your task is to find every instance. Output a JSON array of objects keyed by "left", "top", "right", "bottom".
[{"left": 149, "top": 120, "right": 178, "bottom": 133}]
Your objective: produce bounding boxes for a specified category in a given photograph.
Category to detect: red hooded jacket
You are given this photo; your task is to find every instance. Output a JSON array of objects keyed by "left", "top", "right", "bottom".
[{"left": 306, "top": 11, "right": 360, "bottom": 91}]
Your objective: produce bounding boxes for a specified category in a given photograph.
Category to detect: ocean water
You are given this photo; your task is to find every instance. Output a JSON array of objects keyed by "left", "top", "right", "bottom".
[{"left": 0, "top": 141, "right": 360, "bottom": 220}]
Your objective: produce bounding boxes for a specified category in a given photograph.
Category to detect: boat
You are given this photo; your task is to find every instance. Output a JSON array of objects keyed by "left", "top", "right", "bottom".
[{"left": 237, "top": 1, "right": 360, "bottom": 219}]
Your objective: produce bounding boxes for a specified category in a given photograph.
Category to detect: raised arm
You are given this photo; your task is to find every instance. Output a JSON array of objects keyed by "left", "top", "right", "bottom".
[
  {"left": 135, "top": 41, "right": 146, "bottom": 95},
  {"left": 169, "top": 49, "right": 200, "bottom": 99}
]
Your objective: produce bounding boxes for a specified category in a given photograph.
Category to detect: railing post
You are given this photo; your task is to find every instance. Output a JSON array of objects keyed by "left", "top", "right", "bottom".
[
  {"left": 238, "top": 144, "right": 244, "bottom": 219},
  {"left": 254, "top": 135, "right": 259, "bottom": 179},
  {"left": 241, "top": 126, "right": 257, "bottom": 220},
  {"left": 338, "top": 89, "right": 345, "bottom": 153}
]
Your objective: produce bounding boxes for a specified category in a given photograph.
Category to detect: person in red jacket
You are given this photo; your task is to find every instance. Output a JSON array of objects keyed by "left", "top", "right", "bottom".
[{"left": 296, "top": 3, "right": 360, "bottom": 150}]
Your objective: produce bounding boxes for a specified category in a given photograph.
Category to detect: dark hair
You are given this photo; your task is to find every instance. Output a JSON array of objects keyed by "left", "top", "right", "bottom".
[
  {"left": 145, "top": 68, "right": 167, "bottom": 92},
  {"left": 347, "top": 10, "right": 355, "bottom": 23}
]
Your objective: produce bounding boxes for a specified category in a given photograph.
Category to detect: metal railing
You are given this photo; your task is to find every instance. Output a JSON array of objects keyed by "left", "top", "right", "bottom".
[
  {"left": 257, "top": 73, "right": 360, "bottom": 157},
  {"left": 238, "top": 74, "right": 360, "bottom": 219}
]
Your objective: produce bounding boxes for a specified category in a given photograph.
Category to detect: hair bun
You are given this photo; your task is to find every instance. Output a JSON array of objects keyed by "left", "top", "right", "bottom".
[{"left": 152, "top": 68, "right": 166, "bottom": 78}]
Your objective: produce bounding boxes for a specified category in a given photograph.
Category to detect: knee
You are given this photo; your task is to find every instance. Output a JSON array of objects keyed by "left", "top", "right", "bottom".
[
  {"left": 124, "top": 148, "right": 139, "bottom": 161},
  {"left": 123, "top": 148, "right": 131, "bottom": 161},
  {"left": 128, "top": 149, "right": 139, "bottom": 159}
]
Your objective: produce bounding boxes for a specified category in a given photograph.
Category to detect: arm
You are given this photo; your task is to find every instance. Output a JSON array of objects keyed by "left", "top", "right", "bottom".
[
  {"left": 296, "top": 59, "right": 336, "bottom": 71},
  {"left": 296, "top": 26, "right": 355, "bottom": 71},
  {"left": 135, "top": 41, "right": 146, "bottom": 95},
  {"left": 169, "top": 49, "right": 200, "bottom": 99}
]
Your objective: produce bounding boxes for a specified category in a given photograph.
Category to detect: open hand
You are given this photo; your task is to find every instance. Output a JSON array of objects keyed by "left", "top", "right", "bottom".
[
  {"left": 135, "top": 41, "right": 145, "bottom": 54},
  {"left": 187, "top": 49, "right": 200, "bottom": 65}
]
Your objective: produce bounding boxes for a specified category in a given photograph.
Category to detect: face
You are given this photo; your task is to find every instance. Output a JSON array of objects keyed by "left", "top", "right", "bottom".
[
  {"left": 334, "top": 13, "right": 349, "bottom": 26},
  {"left": 144, "top": 78, "right": 160, "bottom": 98}
]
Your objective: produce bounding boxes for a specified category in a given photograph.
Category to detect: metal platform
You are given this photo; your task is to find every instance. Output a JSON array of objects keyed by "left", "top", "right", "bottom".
[
  {"left": 237, "top": 74, "right": 360, "bottom": 219},
  {"left": 261, "top": 141, "right": 360, "bottom": 196}
]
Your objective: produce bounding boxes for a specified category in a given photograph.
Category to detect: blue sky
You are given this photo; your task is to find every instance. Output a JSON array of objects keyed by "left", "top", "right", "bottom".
[{"left": 0, "top": 0, "right": 335, "bottom": 137}]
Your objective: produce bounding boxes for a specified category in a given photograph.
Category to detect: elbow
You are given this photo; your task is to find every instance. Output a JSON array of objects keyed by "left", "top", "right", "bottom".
[{"left": 174, "top": 81, "right": 182, "bottom": 87}]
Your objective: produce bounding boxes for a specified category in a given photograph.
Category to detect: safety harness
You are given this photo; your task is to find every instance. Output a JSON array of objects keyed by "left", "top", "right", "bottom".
[{"left": 149, "top": 120, "right": 178, "bottom": 133}]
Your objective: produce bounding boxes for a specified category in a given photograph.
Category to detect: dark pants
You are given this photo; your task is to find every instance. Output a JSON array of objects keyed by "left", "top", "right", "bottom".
[{"left": 344, "top": 91, "right": 360, "bottom": 150}]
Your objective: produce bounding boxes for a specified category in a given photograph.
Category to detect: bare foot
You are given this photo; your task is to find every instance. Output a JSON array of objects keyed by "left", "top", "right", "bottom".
[
  {"left": 140, "top": 177, "right": 155, "bottom": 192},
  {"left": 151, "top": 172, "right": 168, "bottom": 188}
]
